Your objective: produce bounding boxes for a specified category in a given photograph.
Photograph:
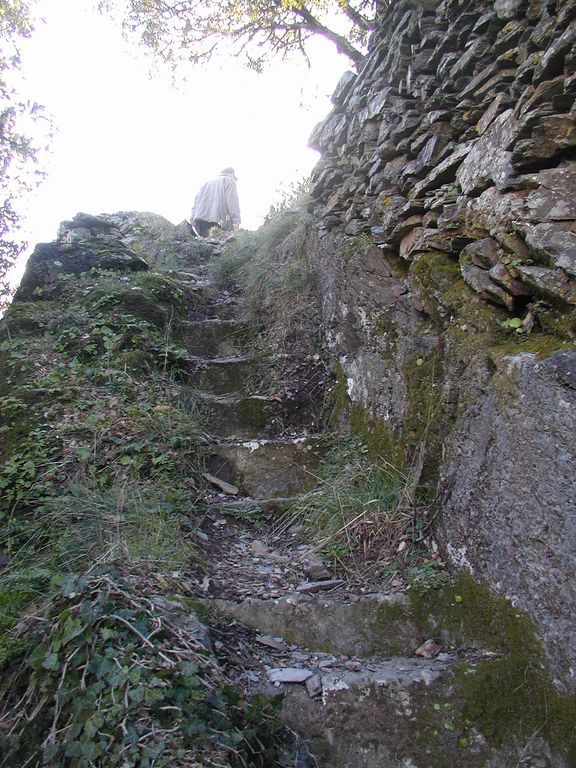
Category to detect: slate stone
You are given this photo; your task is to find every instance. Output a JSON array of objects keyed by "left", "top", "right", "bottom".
[
  {"left": 521, "top": 222, "right": 576, "bottom": 276},
  {"left": 540, "top": 350, "right": 576, "bottom": 388},
  {"left": 256, "top": 635, "right": 290, "bottom": 652},
  {"left": 460, "top": 263, "right": 515, "bottom": 309},
  {"left": 488, "top": 262, "right": 531, "bottom": 296},
  {"left": 268, "top": 668, "right": 314, "bottom": 684},
  {"left": 296, "top": 579, "right": 344, "bottom": 594},
  {"left": 456, "top": 110, "right": 518, "bottom": 195},
  {"left": 459, "top": 238, "right": 500, "bottom": 268},
  {"left": 494, "top": 0, "right": 525, "bottom": 18},
  {"left": 332, "top": 71, "right": 356, "bottom": 105},
  {"left": 305, "top": 674, "right": 323, "bottom": 698},
  {"left": 14, "top": 239, "right": 149, "bottom": 301},
  {"left": 410, "top": 143, "right": 471, "bottom": 198},
  {"left": 515, "top": 114, "right": 576, "bottom": 169},
  {"left": 515, "top": 264, "right": 576, "bottom": 303},
  {"left": 525, "top": 166, "right": 576, "bottom": 221}
]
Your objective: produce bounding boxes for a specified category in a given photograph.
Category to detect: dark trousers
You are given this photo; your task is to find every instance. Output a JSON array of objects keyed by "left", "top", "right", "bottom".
[{"left": 193, "top": 219, "right": 219, "bottom": 237}]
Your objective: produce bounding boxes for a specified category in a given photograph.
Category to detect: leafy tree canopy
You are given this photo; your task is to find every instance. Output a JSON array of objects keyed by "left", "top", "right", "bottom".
[
  {"left": 0, "top": 0, "right": 49, "bottom": 307},
  {"left": 100, "top": 0, "right": 381, "bottom": 71}
]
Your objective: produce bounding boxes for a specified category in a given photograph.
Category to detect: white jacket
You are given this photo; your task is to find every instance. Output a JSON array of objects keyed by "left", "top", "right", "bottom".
[{"left": 191, "top": 172, "right": 241, "bottom": 227}]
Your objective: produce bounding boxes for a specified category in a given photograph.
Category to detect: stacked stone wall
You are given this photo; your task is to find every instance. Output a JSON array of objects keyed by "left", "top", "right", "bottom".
[{"left": 308, "top": 0, "right": 576, "bottom": 690}]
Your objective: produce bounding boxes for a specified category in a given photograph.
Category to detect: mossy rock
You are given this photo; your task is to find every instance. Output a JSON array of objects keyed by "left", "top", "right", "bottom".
[
  {"left": 412, "top": 574, "right": 576, "bottom": 756},
  {"left": 1, "top": 302, "right": 53, "bottom": 335},
  {"left": 14, "top": 240, "right": 149, "bottom": 302}
]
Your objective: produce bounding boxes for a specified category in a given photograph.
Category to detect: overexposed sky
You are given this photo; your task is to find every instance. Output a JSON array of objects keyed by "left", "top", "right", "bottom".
[{"left": 15, "top": 0, "right": 348, "bottom": 260}]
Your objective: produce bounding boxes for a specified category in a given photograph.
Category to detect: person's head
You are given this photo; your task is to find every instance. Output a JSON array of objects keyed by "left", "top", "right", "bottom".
[{"left": 220, "top": 167, "right": 237, "bottom": 180}]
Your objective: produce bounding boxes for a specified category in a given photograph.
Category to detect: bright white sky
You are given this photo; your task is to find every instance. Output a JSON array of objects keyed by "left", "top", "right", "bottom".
[{"left": 14, "top": 0, "right": 348, "bottom": 271}]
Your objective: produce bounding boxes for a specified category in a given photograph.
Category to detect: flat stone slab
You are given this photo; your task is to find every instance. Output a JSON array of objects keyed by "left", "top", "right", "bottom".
[
  {"left": 296, "top": 579, "right": 344, "bottom": 594},
  {"left": 206, "top": 437, "right": 327, "bottom": 498},
  {"left": 280, "top": 655, "right": 461, "bottom": 768},
  {"left": 186, "top": 356, "right": 259, "bottom": 395},
  {"left": 178, "top": 319, "right": 246, "bottom": 357},
  {"left": 256, "top": 635, "right": 290, "bottom": 652},
  {"left": 200, "top": 393, "right": 280, "bottom": 437},
  {"left": 268, "top": 668, "right": 314, "bottom": 684},
  {"left": 214, "top": 592, "right": 419, "bottom": 657}
]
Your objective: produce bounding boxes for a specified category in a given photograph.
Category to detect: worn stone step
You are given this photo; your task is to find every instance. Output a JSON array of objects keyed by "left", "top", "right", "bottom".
[
  {"left": 206, "top": 436, "right": 327, "bottom": 498},
  {"left": 172, "top": 274, "right": 241, "bottom": 320},
  {"left": 178, "top": 319, "right": 248, "bottom": 357},
  {"left": 279, "top": 654, "right": 474, "bottom": 768},
  {"left": 200, "top": 393, "right": 282, "bottom": 437},
  {"left": 214, "top": 592, "right": 419, "bottom": 657},
  {"left": 185, "top": 355, "right": 259, "bottom": 395}
]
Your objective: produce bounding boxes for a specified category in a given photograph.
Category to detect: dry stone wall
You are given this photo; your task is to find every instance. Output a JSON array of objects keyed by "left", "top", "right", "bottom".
[{"left": 307, "top": 0, "right": 576, "bottom": 690}]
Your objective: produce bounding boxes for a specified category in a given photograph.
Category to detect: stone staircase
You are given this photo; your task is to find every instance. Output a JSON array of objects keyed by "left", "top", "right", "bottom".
[{"left": 170, "top": 257, "right": 556, "bottom": 768}]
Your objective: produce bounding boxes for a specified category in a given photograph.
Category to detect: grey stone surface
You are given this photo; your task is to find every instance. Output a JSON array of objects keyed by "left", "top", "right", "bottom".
[
  {"left": 206, "top": 437, "right": 326, "bottom": 498},
  {"left": 437, "top": 351, "right": 576, "bottom": 690},
  {"left": 214, "top": 592, "right": 419, "bottom": 657},
  {"left": 456, "top": 110, "right": 518, "bottom": 195}
]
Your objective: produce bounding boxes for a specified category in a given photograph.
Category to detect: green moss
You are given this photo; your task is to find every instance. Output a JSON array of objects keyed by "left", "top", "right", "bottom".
[
  {"left": 534, "top": 305, "right": 576, "bottom": 342},
  {"left": 411, "top": 252, "right": 463, "bottom": 326},
  {"left": 1, "top": 302, "right": 53, "bottom": 334},
  {"left": 349, "top": 403, "right": 405, "bottom": 469},
  {"left": 401, "top": 350, "right": 444, "bottom": 482},
  {"left": 328, "top": 362, "right": 351, "bottom": 427},
  {"left": 373, "top": 312, "right": 398, "bottom": 349},
  {"left": 489, "top": 332, "right": 572, "bottom": 362},
  {"left": 133, "top": 272, "right": 185, "bottom": 307},
  {"left": 412, "top": 574, "right": 576, "bottom": 754},
  {"left": 173, "top": 596, "right": 213, "bottom": 624}
]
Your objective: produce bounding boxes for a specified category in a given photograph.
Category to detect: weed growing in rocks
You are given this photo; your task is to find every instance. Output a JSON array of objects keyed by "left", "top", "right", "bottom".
[{"left": 279, "top": 436, "right": 435, "bottom": 578}]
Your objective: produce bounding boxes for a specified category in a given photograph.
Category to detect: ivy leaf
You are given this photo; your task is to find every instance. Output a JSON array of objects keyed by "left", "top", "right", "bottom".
[
  {"left": 502, "top": 316, "right": 522, "bottom": 329},
  {"left": 42, "top": 652, "right": 60, "bottom": 670}
]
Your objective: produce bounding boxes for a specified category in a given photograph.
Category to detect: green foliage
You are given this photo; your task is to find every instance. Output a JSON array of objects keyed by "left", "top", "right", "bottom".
[
  {"left": 0, "top": 572, "right": 288, "bottom": 767},
  {"left": 406, "top": 560, "right": 451, "bottom": 595},
  {"left": 100, "top": 0, "right": 375, "bottom": 71},
  {"left": 0, "top": 260, "right": 295, "bottom": 765},
  {"left": 340, "top": 232, "right": 372, "bottom": 259},
  {"left": 0, "top": 0, "right": 51, "bottom": 306}
]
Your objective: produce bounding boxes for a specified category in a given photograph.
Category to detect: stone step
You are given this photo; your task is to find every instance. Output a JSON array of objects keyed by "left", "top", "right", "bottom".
[
  {"left": 279, "top": 653, "right": 472, "bottom": 768},
  {"left": 206, "top": 436, "right": 327, "bottom": 498},
  {"left": 200, "top": 393, "right": 281, "bottom": 437},
  {"left": 213, "top": 495, "right": 301, "bottom": 514},
  {"left": 214, "top": 592, "right": 419, "bottom": 657},
  {"left": 178, "top": 319, "right": 248, "bottom": 357},
  {"left": 185, "top": 355, "right": 259, "bottom": 395},
  {"left": 172, "top": 275, "right": 241, "bottom": 320}
]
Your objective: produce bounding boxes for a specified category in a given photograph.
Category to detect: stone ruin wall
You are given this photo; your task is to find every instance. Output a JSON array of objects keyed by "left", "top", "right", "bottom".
[{"left": 307, "top": 0, "right": 576, "bottom": 690}]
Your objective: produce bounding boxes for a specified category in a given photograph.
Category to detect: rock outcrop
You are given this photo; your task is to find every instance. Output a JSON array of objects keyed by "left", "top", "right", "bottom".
[{"left": 307, "top": 0, "right": 576, "bottom": 692}]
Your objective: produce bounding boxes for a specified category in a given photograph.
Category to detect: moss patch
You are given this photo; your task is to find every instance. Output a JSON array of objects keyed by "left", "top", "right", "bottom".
[{"left": 412, "top": 574, "right": 576, "bottom": 755}]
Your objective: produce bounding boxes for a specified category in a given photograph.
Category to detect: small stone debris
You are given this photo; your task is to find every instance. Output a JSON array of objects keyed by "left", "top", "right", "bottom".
[
  {"left": 256, "top": 635, "right": 289, "bottom": 652},
  {"left": 202, "top": 472, "right": 239, "bottom": 496},
  {"left": 304, "top": 563, "right": 332, "bottom": 580},
  {"left": 414, "top": 639, "right": 442, "bottom": 659},
  {"left": 305, "top": 673, "right": 323, "bottom": 698},
  {"left": 268, "top": 667, "right": 314, "bottom": 684},
  {"left": 251, "top": 540, "right": 269, "bottom": 556},
  {"left": 296, "top": 579, "right": 344, "bottom": 594},
  {"left": 344, "top": 660, "right": 363, "bottom": 672}
]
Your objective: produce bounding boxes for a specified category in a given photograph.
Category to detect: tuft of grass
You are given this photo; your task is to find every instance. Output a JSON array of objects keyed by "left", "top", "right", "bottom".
[{"left": 278, "top": 437, "right": 429, "bottom": 572}]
